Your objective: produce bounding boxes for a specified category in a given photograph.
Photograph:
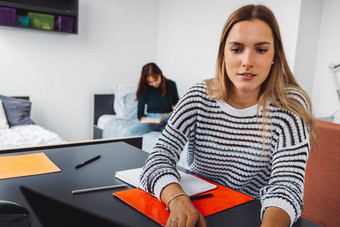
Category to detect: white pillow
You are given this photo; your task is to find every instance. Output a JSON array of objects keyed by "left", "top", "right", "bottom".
[
  {"left": 113, "top": 84, "right": 137, "bottom": 118},
  {"left": 0, "top": 100, "right": 9, "bottom": 130}
]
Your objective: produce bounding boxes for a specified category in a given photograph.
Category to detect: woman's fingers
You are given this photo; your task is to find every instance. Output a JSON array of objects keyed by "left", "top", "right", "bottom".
[
  {"left": 165, "top": 207, "right": 206, "bottom": 227},
  {"left": 166, "top": 216, "right": 181, "bottom": 227},
  {"left": 197, "top": 214, "right": 207, "bottom": 227},
  {"left": 185, "top": 211, "right": 206, "bottom": 227}
]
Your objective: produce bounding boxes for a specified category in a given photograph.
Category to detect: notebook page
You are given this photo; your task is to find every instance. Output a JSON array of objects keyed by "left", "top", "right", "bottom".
[{"left": 115, "top": 167, "right": 217, "bottom": 196}]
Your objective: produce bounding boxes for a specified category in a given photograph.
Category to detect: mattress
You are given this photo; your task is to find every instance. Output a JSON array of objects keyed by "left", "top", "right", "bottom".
[
  {"left": 97, "top": 114, "right": 117, "bottom": 129},
  {"left": 0, "top": 125, "right": 64, "bottom": 150}
]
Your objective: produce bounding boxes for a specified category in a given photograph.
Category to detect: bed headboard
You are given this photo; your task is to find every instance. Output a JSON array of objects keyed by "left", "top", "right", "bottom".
[
  {"left": 93, "top": 94, "right": 115, "bottom": 125},
  {"left": 13, "top": 96, "right": 29, "bottom": 100}
]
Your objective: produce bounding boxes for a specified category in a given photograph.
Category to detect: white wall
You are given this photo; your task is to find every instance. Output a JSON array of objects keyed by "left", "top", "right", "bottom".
[
  {"left": 156, "top": 0, "right": 302, "bottom": 96},
  {"left": 2, "top": 0, "right": 334, "bottom": 143},
  {"left": 294, "top": 0, "right": 323, "bottom": 97},
  {"left": 312, "top": 0, "right": 340, "bottom": 117},
  {"left": 0, "top": 0, "right": 159, "bottom": 141}
]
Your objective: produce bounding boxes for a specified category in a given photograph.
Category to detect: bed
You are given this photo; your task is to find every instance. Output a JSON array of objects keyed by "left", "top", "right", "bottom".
[
  {"left": 93, "top": 93, "right": 161, "bottom": 153},
  {"left": 0, "top": 95, "right": 64, "bottom": 151},
  {"left": 93, "top": 86, "right": 189, "bottom": 169}
]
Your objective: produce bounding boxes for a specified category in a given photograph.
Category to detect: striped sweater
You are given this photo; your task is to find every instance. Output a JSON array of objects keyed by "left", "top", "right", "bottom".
[{"left": 140, "top": 82, "right": 310, "bottom": 224}]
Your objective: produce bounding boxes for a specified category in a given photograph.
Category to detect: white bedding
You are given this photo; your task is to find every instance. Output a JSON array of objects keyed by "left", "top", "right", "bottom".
[
  {"left": 97, "top": 114, "right": 116, "bottom": 129},
  {"left": 0, "top": 125, "right": 64, "bottom": 150}
]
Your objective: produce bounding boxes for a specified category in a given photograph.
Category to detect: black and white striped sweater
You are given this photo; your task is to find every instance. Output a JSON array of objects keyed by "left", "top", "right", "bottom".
[{"left": 140, "top": 82, "right": 310, "bottom": 224}]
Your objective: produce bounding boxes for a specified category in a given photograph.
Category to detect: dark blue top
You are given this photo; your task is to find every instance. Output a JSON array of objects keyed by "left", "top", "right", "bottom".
[{"left": 137, "top": 80, "right": 179, "bottom": 120}]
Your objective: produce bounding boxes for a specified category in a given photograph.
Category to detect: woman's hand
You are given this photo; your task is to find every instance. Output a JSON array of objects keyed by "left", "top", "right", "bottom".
[
  {"left": 161, "top": 183, "right": 206, "bottom": 227},
  {"left": 166, "top": 195, "right": 206, "bottom": 227},
  {"left": 261, "top": 207, "right": 290, "bottom": 227}
]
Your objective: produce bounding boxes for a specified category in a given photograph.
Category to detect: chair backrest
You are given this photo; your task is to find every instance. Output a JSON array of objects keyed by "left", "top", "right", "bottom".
[{"left": 302, "top": 120, "right": 340, "bottom": 226}]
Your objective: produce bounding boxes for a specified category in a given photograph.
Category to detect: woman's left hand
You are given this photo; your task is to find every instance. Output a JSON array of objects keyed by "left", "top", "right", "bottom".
[
  {"left": 165, "top": 194, "right": 206, "bottom": 227},
  {"left": 162, "top": 183, "right": 207, "bottom": 227},
  {"left": 261, "top": 207, "right": 290, "bottom": 227}
]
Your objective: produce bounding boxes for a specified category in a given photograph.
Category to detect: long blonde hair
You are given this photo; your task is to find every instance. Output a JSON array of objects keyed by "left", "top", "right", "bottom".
[{"left": 206, "top": 4, "right": 318, "bottom": 148}]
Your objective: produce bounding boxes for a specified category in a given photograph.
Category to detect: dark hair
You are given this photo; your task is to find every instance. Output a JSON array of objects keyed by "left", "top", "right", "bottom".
[{"left": 136, "top": 63, "right": 167, "bottom": 99}]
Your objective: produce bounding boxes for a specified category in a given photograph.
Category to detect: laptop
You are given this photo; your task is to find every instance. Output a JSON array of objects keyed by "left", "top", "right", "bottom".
[{"left": 20, "top": 186, "right": 126, "bottom": 227}]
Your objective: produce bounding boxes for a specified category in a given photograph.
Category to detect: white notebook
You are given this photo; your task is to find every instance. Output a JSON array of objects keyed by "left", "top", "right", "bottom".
[{"left": 115, "top": 167, "right": 217, "bottom": 197}]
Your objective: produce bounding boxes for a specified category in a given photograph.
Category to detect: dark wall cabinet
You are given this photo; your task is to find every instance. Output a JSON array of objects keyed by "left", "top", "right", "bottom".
[{"left": 0, "top": 0, "right": 78, "bottom": 34}]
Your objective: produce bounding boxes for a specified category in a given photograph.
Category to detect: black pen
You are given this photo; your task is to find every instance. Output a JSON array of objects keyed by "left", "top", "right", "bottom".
[
  {"left": 75, "top": 155, "right": 101, "bottom": 169},
  {"left": 190, "top": 193, "right": 213, "bottom": 201}
]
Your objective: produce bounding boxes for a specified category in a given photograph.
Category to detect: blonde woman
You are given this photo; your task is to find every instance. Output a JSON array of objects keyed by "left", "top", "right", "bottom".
[{"left": 140, "top": 4, "right": 318, "bottom": 227}]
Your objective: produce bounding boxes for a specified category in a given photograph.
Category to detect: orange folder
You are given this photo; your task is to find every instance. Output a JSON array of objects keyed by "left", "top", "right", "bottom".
[
  {"left": 0, "top": 152, "right": 61, "bottom": 180},
  {"left": 114, "top": 177, "right": 254, "bottom": 226}
]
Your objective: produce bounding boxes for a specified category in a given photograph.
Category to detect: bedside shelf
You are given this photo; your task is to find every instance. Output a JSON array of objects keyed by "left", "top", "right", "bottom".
[{"left": 0, "top": 0, "right": 78, "bottom": 34}]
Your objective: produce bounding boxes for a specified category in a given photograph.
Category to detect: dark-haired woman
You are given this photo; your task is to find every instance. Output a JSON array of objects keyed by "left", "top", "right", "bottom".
[{"left": 125, "top": 63, "right": 179, "bottom": 136}]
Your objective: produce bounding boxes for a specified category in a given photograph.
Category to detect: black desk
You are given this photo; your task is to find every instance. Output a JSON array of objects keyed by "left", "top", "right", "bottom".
[{"left": 0, "top": 142, "right": 320, "bottom": 227}]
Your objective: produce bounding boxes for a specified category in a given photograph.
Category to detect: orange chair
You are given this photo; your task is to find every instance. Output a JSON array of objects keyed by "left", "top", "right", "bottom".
[{"left": 302, "top": 120, "right": 340, "bottom": 226}]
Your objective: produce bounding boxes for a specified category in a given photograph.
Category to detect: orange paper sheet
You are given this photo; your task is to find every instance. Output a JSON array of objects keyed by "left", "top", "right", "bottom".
[
  {"left": 0, "top": 152, "right": 61, "bottom": 180},
  {"left": 114, "top": 177, "right": 254, "bottom": 226}
]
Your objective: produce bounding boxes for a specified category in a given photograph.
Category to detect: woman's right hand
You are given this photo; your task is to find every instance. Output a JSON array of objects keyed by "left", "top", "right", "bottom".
[{"left": 161, "top": 183, "right": 206, "bottom": 227}]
